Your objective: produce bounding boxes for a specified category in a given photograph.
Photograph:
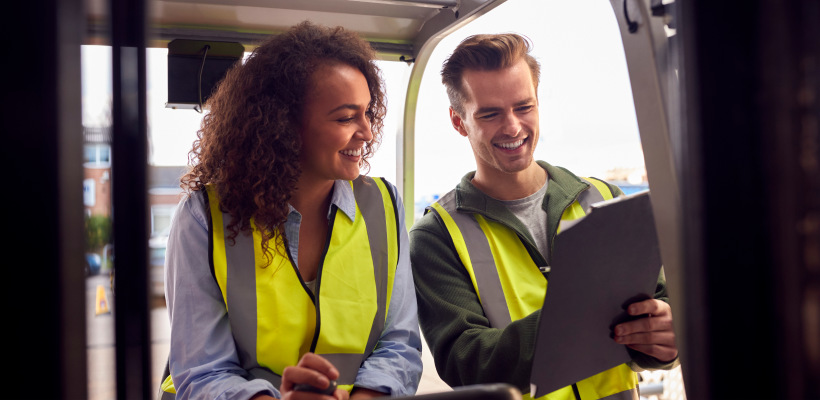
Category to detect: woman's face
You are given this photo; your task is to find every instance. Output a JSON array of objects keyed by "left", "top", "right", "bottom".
[{"left": 299, "top": 63, "right": 373, "bottom": 184}]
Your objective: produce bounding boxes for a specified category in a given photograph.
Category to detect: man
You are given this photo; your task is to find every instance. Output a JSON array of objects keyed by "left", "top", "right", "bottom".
[{"left": 409, "top": 33, "right": 679, "bottom": 399}]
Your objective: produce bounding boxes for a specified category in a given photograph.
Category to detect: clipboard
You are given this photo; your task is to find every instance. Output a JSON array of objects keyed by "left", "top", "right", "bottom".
[{"left": 529, "top": 190, "right": 662, "bottom": 397}]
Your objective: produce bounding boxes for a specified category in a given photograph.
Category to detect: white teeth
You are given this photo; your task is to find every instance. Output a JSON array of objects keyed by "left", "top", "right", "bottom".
[
  {"left": 496, "top": 139, "right": 524, "bottom": 149},
  {"left": 340, "top": 148, "right": 363, "bottom": 157}
]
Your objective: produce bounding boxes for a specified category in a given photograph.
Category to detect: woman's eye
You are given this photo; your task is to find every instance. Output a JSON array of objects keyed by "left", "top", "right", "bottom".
[{"left": 337, "top": 116, "right": 354, "bottom": 123}]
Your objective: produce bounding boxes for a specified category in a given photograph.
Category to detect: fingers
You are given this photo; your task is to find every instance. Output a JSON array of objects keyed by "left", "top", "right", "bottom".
[
  {"left": 280, "top": 353, "right": 340, "bottom": 397},
  {"left": 624, "top": 343, "right": 679, "bottom": 363},
  {"left": 614, "top": 327, "right": 678, "bottom": 362},
  {"left": 334, "top": 388, "right": 350, "bottom": 400},
  {"left": 280, "top": 384, "right": 347, "bottom": 400},
  {"left": 614, "top": 330, "right": 676, "bottom": 347},
  {"left": 615, "top": 299, "right": 673, "bottom": 336},
  {"left": 627, "top": 299, "right": 671, "bottom": 317},
  {"left": 281, "top": 366, "right": 331, "bottom": 393},
  {"left": 280, "top": 367, "right": 332, "bottom": 397},
  {"left": 282, "top": 392, "right": 336, "bottom": 400},
  {"left": 615, "top": 312, "right": 673, "bottom": 337},
  {"left": 296, "top": 353, "right": 340, "bottom": 381},
  {"left": 614, "top": 299, "right": 679, "bottom": 361}
]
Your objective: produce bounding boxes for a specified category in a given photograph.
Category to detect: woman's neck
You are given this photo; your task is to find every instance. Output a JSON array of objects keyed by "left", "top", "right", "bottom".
[
  {"left": 290, "top": 177, "right": 335, "bottom": 217},
  {"left": 289, "top": 177, "right": 335, "bottom": 282}
]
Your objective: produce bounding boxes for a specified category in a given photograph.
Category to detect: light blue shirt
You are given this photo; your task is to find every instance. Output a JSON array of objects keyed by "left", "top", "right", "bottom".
[{"left": 165, "top": 179, "right": 422, "bottom": 399}]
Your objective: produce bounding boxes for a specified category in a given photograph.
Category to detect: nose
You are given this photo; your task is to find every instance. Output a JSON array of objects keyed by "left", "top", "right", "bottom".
[
  {"left": 356, "top": 115, "right": 374, "bottom": 142},
  {"left": 501, "top": 111, "right": 522, "bottom": 136}
]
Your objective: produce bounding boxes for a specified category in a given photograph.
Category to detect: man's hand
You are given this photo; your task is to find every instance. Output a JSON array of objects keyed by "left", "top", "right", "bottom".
[
  {"left": 613, "top": 299, "right": 678, "bottom": 362},
  {"left": 280, "top": 353, "right": 349, "bottom": 400}
]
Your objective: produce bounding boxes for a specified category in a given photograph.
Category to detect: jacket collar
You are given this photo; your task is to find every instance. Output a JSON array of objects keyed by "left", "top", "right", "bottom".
[
  {"left": 454, "top": 161, "right": 589, "bottom": 214},
  {"left": 539, "top": 161, "right": 590, "bottom": 241},
  {"left": 453, "top": 161, "right": 590, "bottom": 260}
]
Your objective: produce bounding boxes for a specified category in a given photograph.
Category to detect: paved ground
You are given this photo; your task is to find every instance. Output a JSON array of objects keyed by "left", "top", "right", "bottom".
[{"left": 86, "top": 272, "right": 171, "bottom": 400}]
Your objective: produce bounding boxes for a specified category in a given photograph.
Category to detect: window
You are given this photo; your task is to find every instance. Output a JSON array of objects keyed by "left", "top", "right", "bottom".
[
  {"left": 84, "top": 143, "right": 111, "bottom": 165},
  {"left": 413, "top": 0, "right": 646, "bottom": 219},
  {"left": 150, "top": 205, "right": 175, "bottom": 237}
]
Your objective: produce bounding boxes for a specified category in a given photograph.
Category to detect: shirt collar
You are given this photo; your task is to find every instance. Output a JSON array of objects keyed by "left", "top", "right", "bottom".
[
  {"left": 331, "top": 179, "right": 357, "bottom": 221},
  {"left": 287, "top": 179, "right": 357, "bottom": 222}
]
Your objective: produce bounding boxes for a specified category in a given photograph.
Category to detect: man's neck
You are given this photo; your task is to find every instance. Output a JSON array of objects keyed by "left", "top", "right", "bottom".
[{"left": 471, "top": 162, "right": 547, "bottom": 201}]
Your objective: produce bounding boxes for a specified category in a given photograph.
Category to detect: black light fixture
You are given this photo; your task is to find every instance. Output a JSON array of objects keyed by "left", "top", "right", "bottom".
[{"left": 166, "top": 39, "right": 244, "bottom": 112}]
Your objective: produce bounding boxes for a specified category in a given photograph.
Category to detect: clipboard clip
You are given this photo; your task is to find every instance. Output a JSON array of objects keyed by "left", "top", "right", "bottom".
[{"left": 539, "top": 266, "right": 551, "bottom": 273}]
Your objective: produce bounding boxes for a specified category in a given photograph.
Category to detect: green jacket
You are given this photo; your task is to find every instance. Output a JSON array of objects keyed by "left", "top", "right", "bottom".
[{"left": 409, "top": 161, "right": 675, "bottom": 392}]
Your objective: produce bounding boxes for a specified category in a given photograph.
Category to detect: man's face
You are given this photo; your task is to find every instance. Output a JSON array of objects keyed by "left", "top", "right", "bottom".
[{"left": 450, "top": 58, "right": 539, "bottom": 178}]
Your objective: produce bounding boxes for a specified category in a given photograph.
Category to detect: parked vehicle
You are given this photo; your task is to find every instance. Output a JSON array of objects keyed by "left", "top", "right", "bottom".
[{"left": 85, "top": 253, "right": 101, "bottom": 276}]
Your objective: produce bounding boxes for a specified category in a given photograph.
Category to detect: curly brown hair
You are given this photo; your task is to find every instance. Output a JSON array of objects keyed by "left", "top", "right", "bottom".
[{"left": 181, "top": 21, "right": 386, "bottom": 263}]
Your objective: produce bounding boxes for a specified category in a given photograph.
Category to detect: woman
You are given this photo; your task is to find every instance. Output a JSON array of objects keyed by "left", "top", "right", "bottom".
[{"left": 161, "top": 22, "right": 422, "bottom": 400}]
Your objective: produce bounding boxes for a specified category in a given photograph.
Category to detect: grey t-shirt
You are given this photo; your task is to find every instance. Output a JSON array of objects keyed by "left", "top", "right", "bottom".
[{"left": 500, "top": 180, "right": 550, "bottom": 260}]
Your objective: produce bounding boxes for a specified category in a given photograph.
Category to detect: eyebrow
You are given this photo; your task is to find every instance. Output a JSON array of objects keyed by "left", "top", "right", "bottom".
[
  {"left": 327, "top": 104, "right": 364, "bottom": 115},
  {"left": 473, "top": 98, "right": 536, "bottom": 115}
]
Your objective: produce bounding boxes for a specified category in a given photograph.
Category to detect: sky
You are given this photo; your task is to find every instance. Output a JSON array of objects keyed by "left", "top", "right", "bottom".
[{"left": 80, "top": 0, "right": 644, "bottom": 206}]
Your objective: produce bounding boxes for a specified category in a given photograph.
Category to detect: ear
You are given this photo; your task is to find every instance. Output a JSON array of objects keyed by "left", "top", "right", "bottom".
[{"left": 449, "top": 107, "right": 469, "bottom": 137}]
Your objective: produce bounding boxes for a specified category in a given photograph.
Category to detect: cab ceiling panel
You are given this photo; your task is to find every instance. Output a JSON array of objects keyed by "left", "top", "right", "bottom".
[{"left": 85, "top": 0, "right": 498, "bottom": 61}]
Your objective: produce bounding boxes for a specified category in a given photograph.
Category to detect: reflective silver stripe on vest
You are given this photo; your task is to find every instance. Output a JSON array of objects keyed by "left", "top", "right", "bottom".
[
  {"left": 556, "top": 178, "right": 607, "bottom": 232},
  {"left": 436, "top": 191, "right": 513, "bottom": 329},
  {"left": 321, "top": 353, "right": 367, "bottom": 384},
  {"left": 600, "top": 387, "right": 639, "bottom": 400},
  {"left": 352, "top": 177, "right": 390, "bottom": 362},
  {"left": 222, "top": 215, "right": 261, "bottom": 374}
]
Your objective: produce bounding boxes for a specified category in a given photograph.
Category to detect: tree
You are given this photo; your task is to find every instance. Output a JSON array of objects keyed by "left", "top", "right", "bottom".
[{"left": 85, "top": 214, "right": 111, "bottom": 252}]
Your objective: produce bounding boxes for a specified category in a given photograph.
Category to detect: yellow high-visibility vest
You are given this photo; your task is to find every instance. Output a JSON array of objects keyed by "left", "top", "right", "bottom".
[
  {"left": 160, "top": 176, "right": 399, "bottom": 399},
  {"left": 429, "top": 178, "right": 638, "bottom": 400}
]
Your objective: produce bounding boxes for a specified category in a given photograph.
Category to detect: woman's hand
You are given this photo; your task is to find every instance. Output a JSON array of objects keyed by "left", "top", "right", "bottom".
[{"left": 280, "top": 353, "right": 349, "bottom": 400}]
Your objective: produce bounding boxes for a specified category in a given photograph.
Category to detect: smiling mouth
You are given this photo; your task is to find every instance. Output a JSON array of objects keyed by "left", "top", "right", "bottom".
[
  {"left": 340, "top": 148, "right": 363, "bottom": 157},
  {"left": 495, "top": 138, "right": 525, "bottom": 150}
]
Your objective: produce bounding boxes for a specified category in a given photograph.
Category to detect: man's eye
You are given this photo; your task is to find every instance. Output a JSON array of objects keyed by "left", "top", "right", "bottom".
[
  {"left": 478, "top": 113, "right": 497, "bottom": 120},
  {"left": 516, "top": 105, "right": 534, "bottom": 113}
]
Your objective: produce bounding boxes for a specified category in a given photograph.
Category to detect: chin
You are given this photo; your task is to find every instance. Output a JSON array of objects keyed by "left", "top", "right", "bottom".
[
  {"left": 339, "top": 171, "right": 361, "bottom": 181},
  {"left": 497, "top": 159, "right": 532, "bottom": 173}
]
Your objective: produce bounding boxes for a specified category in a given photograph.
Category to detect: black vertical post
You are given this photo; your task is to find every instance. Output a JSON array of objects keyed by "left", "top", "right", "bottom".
[
  {"left": 111, "top": 0, "right": 152, "bottom": 398},
  {"left": 2, "top": 0, "right": 86, "bottom": 398},
  {"left": 679, "top": 0, "right": 820, "bottom": 398}
]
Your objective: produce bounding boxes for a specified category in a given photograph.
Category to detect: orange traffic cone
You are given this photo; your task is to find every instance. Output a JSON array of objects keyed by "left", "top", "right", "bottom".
[{"left": 95, "top": 284, "right": 110, "bottom": 315}]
